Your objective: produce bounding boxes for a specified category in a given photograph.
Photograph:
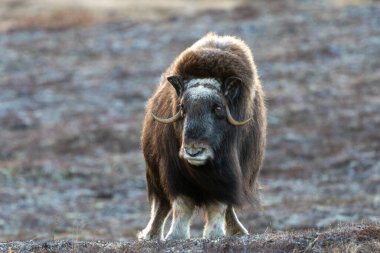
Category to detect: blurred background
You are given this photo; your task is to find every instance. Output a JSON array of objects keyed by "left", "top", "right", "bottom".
[{"left": 0, "top": 0, "right": 379, "bottom": 242}]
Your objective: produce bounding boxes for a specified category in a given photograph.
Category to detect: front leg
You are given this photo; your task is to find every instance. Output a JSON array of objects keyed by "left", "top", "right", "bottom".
[
  {"left": 138, "top": 197, "right": 171, "bottom": 240},
  {"left": 225, "top": 205, "right": 249, "bottom": 236},
  {"left": 203, "top": 202, "right": 227, "bottom": 238},
  {"left": 166, "top": 196, "right": 195, "bottom": 240}
]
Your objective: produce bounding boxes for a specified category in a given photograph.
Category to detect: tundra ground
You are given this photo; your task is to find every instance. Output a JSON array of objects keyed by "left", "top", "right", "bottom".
[{"left": 0, "top": 0, "right": 379, "bottom": 251}]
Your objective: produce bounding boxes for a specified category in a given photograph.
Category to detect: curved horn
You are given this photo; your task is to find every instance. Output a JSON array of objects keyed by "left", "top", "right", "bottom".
[
  {"left": 152, "top": 110, "right": 182, "bottom": 124},
  {"left": 225, "top": 105, "right": 251, "bottom": 126}
]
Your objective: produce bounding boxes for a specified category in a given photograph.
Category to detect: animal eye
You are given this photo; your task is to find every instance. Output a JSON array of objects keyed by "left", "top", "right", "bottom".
[{"left": 214, "top": 105, "right": 224, "bottom": 117}]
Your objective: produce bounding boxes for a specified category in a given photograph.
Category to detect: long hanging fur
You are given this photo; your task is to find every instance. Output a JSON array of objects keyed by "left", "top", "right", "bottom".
[{"left": 141, "top": 33, "right": 267, "bottom": 207}]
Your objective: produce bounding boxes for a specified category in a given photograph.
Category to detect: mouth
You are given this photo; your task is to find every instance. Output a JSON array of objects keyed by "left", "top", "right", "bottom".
[
  {"left": 179, "top": 144, "right": 214, "bottom": 167},
  {"left": 186, "top": 158, "right": 207, "bottom": 166}
]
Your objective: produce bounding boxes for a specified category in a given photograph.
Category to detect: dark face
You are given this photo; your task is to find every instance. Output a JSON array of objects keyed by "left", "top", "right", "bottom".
[
  {"left": 178, "top": 78, "right": 228, "bottom": 166},
  {"left": 151, "top": 75, "right": 251, "bottom": 166}
]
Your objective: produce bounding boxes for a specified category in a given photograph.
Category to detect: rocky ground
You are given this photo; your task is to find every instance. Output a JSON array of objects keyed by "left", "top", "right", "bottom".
[{"left": 0, "top": 0, "right": 379, "bottom": 250}]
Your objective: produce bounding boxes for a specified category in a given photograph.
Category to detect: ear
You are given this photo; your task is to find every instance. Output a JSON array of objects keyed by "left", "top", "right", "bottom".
[
  {"left": 167, "top": 75, "right": 184, "bottom": 97},
  {"left": 223, "top": 76, "right": 241, "bottom": 101}
]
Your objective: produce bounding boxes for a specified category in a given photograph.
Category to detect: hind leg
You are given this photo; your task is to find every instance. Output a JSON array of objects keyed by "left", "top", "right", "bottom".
[
  {"left": 225, "top": 206, "right": 249, "bottom": 236},
  {"left": 138, "top": 197, "right": 171, "bottom": 240}
]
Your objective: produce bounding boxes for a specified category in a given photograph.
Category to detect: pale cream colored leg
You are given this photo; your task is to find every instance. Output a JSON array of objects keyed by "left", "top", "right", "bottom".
[
  {"left": 138, "top": 198, "right": 171, "bottom": 240},
  {"left": 225, "top": 205, "right": 249, "bottom": 236},
  {"left": 203, "top": 202, "right": 227, "bottom": 238},
  {"left": 165, "top": 196, "right": 195, "bottom": 240}
]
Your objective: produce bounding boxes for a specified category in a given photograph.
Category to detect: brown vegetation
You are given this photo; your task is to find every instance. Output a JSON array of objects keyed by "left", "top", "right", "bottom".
[
  {"left": 1, "top": 224, "right": 379, "bottom": 252},
  {"left": 0, "top": 0, "right": 379, "bottom": 251}
]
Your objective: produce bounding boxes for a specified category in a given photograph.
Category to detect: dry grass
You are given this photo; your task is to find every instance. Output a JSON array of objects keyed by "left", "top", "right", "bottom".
[
  {"left": 1, "top": 0, "right": 375, "bottom": 32},
  {"left": 0, "top": 0, "right": 243, "bottom": 32},
  {"left": 6, "top": 8, "right": 97, "bottom": 32},
  {"left": 333, "top": 0, "right": 378, "bottom": 6},
  {"left": 1, "top": 224, "right": 379, "bottom": 253}
]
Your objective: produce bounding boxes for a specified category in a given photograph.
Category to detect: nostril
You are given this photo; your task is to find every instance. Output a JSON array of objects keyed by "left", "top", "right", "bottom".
[{"left": 185, "top": 147, "right": 205, "bottom": 157}]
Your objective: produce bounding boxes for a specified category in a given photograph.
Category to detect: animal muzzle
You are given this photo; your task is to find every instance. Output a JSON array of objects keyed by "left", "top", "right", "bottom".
[{"left": 180, "top": 144, "right": 214, "bottom": 166}]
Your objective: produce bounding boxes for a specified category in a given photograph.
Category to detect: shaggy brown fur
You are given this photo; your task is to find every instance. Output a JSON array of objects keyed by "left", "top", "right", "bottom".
[{"left": 139, "top": 33, "right": 267, "bottom": 239}]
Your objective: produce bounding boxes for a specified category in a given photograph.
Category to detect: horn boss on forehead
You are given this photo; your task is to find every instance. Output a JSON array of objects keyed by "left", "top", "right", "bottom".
[{"left": 151, "top": 76, "right": 252, "bottom": 126}]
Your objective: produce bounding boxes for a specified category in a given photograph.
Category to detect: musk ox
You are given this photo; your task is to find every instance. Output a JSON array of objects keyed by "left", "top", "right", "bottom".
[{"left": 138, "top": 33, "right": 267, "bottom": 240}]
